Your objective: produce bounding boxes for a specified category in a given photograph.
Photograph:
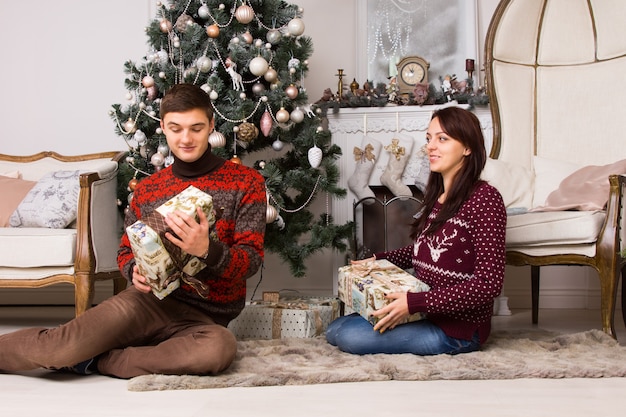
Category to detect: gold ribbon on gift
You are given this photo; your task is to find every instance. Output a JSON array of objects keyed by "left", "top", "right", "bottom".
[
  {"left": 353, "top": 143, "right": 376, "bottom": 163},
  {"left": 348, "top": 256, "right": 396, "bottom": 277},
  {"left": 270, "top": 308, "right": 323, "bottom": 339}
]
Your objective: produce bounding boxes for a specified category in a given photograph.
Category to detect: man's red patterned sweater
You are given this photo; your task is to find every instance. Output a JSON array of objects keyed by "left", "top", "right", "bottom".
[{"left": 117, "top": 152, "right": 266, "bottom": 326}]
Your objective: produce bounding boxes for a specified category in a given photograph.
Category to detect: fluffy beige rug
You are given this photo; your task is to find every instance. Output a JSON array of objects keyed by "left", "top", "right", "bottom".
[{"left": 127, "top": 329, "right": 626, "bottom": 391}]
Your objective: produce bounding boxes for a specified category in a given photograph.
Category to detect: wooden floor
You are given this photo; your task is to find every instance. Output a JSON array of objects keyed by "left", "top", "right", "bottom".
[{"left": 1, "top": 306, "right": 625, "bottom": 417}]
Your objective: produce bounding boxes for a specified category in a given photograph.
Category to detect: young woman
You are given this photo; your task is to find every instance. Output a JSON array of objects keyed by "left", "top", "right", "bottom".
[{"left": 326, "top": 107, "right": 506, "bottom": 355}]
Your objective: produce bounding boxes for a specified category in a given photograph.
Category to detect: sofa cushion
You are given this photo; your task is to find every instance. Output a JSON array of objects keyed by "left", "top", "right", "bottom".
[
  {"left": 9, "top": 170, "right": 81, "bottom": 229},
  {"left": 0, "top": 176, "right": 37, "bottom": 227},
  {"left": 481, "top": 158, "right": 534, "bottom": 209},
  {"left": 532, "top": 156, "right": 583, "bottom": 208},
  {"left": 0, "top": 227, "right": 76, "bottom": 267},
  {"left": 532, "top": 159, "right": 626, "bottom": 212},
  {"left": 506, "top": 210, "right": 604, "bottom": 247}
]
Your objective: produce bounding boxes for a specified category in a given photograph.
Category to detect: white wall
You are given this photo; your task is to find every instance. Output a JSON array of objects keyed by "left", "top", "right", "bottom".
[{"left": 4, "top": 0, "right": 605, "bottom": 310}]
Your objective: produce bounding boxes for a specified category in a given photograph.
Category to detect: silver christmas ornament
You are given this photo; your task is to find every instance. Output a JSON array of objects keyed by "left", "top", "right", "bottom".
[{"left": 272, "top": 138, "right": 285, "bottom": 151}]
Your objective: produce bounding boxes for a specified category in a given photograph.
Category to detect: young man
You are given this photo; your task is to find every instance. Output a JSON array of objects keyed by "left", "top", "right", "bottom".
[{"left": 0, "top": 84, "right": 266, "bottom": 378}]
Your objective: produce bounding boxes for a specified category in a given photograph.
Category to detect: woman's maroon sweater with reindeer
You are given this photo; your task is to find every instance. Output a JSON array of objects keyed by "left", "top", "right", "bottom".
[{"left": 376, "top": 182, "right": 506, "bottom": 345}]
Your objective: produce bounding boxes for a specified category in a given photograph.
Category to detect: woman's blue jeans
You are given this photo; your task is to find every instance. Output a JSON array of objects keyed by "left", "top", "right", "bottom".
[{"left": 326, "top": 313, "right": 480, "bottom": 355}]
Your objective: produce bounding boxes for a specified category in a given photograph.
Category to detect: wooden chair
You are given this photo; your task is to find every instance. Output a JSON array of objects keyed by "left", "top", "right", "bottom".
[{"left": 484, "top": 0, "right": 626, "bottom": 336}]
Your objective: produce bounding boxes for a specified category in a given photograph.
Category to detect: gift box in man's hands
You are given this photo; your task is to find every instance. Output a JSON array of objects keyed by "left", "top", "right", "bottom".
[
  {"left": 126, "top": 186, "right": 215, "bottom": 299},
  {"left": 337, "top": 258, "right": 430, "bottom": 325}
]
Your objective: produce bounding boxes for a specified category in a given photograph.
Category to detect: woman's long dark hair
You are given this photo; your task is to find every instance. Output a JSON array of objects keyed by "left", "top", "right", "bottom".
[{"left": 410, "top": 107, "right": 486, "bottom": 239}]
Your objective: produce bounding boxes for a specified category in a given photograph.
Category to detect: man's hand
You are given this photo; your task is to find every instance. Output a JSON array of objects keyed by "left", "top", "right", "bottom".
[
  {"left": 372, "top": 292, "right": 410, "bottom": 334},
  {"left": 164, "top": 207, "right": 210, "bottom": 258},
  {"left": 131, "top": 265, "right": 152, "bottom": 293}
]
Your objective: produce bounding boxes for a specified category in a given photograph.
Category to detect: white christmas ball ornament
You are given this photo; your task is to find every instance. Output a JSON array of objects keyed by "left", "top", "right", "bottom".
[
  {"left": 151, "top": 152, "right": 165, "bottom": 167},
  {"left": 198, "top": 5, "right": 210, "bottom": 19},
  {"left": 208, "top": 131, "right": 226, "bottom": 148},
  {"left": 157, "top": 143, "right": 169, "bottom": 155},
  {"left": 288, "top": 18, "right": 305, "bottom": 36},
  {"left": 133, "top": 129, "right": 147, "bottom": 144},
  {"left": 249, "top": 56, "right": 269, "bottom": 76},
  {"left": 124, "top": 119, "right": 137, "bottom": 134},
  {"left": 272, "top": 138, "right": 285, "bottom": 151},
  {"left": 266, "top": 29, "right": 281, "bottom": 44},
  {"left": 197, "top": 56, "right": 212, "bottom": 72},
  {"left": 308, "top": 145, "right": 323, "bottom": 168},
  {"left": 290, "top": 107, "right": 304, "bottom": 123},
  {"left": 209, "top": 90, "right": 218, "bottom": 100}
]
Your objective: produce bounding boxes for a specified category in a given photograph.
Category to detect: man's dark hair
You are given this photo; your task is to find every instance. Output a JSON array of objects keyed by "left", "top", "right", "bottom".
[{"left": 160, "top": 83, "right": 214, "bottom": 121}]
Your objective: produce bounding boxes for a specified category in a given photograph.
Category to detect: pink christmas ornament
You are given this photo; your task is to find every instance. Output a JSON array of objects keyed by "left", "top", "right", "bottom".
[
  {"left": 235, "top": 4, "right": 255, "bottom": 24},
  {"left": 260, "top": 110, "right": 272, "bottom": 136}
]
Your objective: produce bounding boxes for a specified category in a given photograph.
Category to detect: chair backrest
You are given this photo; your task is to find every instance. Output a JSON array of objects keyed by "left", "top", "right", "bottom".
[{"left": 486, "top": 0, "right": 626, "bottom": 169}]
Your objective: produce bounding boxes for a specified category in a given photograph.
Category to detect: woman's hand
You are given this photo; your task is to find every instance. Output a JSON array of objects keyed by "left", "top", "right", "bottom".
[
  {"left": 372, "top": 292, "right": 410, "bottom": 333},
  {"left": 164, "top": 207, "right": 210, "bottom": 258},
  {"left": 131, "top": 265, "right": 152, "bottom": 294}
]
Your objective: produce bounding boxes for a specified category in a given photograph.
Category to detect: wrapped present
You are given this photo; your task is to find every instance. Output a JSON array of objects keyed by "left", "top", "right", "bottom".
[
  {"left": 337, "top": 258, "right": 430, "bottom": 325},
  {"left": 227, "top": 295, "right": 340, "bottom": 340},
  {"left": 126, "top": 186, "right": 215, "bottom": 299}
]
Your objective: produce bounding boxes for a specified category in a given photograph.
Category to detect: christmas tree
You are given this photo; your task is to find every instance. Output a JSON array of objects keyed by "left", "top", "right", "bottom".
[{"left": 110, "top": 0, "right": 353, "bottom": 277}]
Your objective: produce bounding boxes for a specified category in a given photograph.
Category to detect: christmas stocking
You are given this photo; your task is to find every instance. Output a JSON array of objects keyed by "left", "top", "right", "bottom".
[
  {"left": 380, "top": 133, "right": 414, "bottom": 197},
  {"left": 348, "top": 136, "right": 381, "bottom": 204}
]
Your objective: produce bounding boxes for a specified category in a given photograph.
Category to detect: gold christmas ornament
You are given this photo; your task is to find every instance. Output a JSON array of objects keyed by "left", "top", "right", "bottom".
[
  {"left": 230, "top": 155, "right": 242, "bottom": 164},
  {"left": 128, "top": 178, "right": 139, "bottom": 191},
  {"left": 276, "top": 107, "right": 290, "bottom": 123},
  {"left": 206, "top": 24, "right": 220, "bottom": 38},
  {"left": 159, "top": 18, "right": 172, "bottom": 33},
  {"left": 235, "top": 4, "right": 255, "bottom": 24},
  {"left": 264, "top": 67, "right": 278, "bottom": 82},
  {"left": 237, "top": 122, "right": 259, "bottom": 143}
]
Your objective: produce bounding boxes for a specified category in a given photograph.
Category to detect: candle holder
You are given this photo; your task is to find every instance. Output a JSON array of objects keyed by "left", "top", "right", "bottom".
[
  {"left": 465, "top": 59, "right": 475, "bottom": 92},
  {"left": 336, "top": 69, "right": 345, "bottom": 100}
]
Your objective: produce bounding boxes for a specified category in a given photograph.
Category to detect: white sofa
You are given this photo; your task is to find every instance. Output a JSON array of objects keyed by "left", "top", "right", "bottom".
[{"left": 0, "top": 151, "right": 127, "bottom": 315}]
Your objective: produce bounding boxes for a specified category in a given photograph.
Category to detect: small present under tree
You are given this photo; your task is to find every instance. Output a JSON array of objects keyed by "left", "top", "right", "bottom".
[{"left": 110, "top": 0, "right": 353, "bottom": 277}]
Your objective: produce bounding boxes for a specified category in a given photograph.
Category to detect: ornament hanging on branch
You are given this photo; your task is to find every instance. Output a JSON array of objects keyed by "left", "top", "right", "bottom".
[
  {"left": 308, "top": 145, "right": 322, "bottom": 168},
  {"left": 235, "top": 4, "right": 255, "bottom": 24},
  {"left": 236, "top": 122, "right": 259, "bottom": 146},
  {"left": 260, "top": 110, "right": 273, "bottom": 136},
  {"left": 209, "top": 130, "right": 226, "bottom": 148}
]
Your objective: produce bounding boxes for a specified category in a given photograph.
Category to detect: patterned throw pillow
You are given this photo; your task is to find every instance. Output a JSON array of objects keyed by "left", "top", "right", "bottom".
[{"left": 9, "top": 170, "right": 81, "bottom": 228}]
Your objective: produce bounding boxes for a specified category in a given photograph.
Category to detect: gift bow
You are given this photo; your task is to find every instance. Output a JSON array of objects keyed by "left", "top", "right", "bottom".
[
  {"left": 385, "top": 138, "right": 406, "bottom": 161},
  {"left": 353, "top": 143, "right": 376, "bottom": 163},
  {"left": 349, "top": 256, "right": 396, "bottom": 277}
]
